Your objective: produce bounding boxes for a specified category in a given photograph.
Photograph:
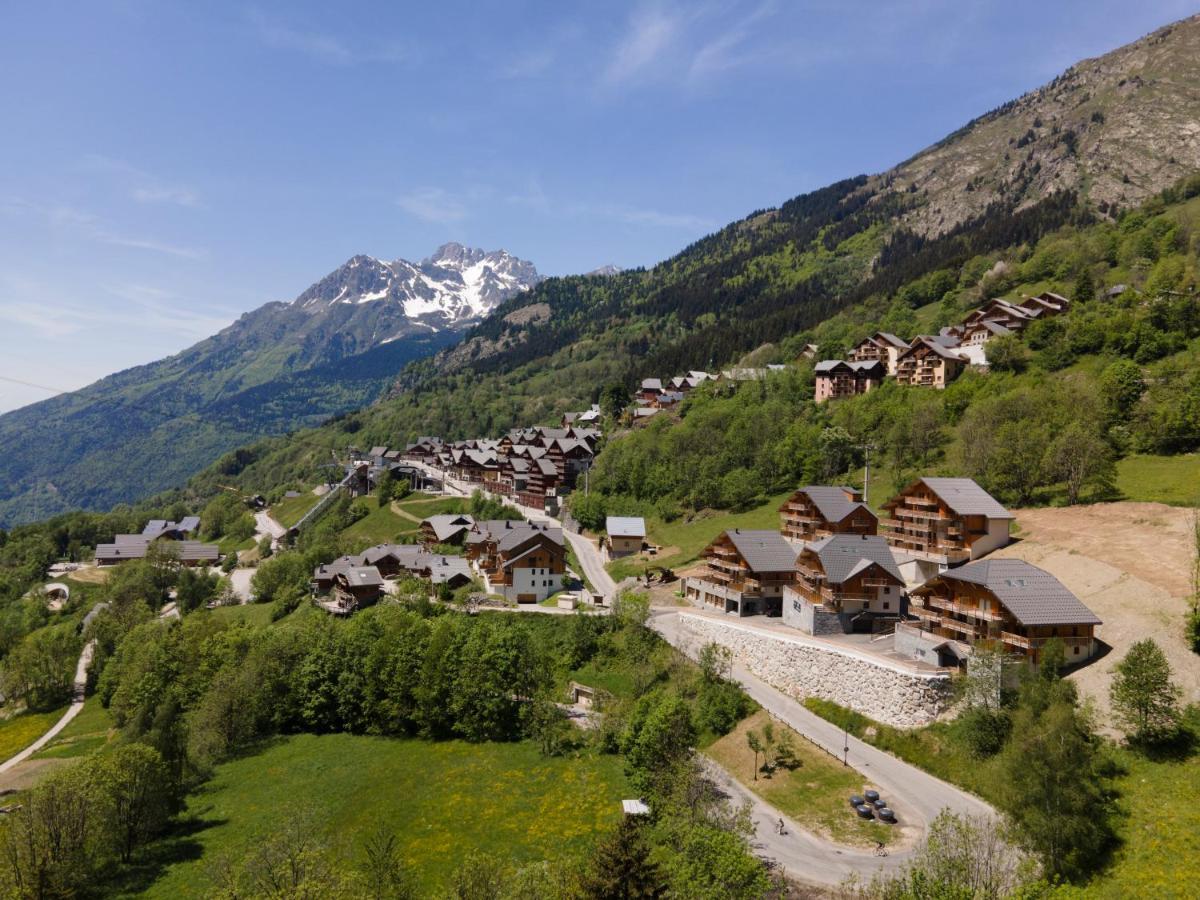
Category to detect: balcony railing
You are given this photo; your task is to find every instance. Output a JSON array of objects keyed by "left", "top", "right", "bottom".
[{"left": 925, "top": 596, "right": 1005, "bottom": 622}]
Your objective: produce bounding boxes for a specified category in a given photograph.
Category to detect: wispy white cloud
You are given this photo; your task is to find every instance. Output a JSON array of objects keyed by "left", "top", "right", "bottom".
[
  {"left": 132, "top": 185, "right": 202, "bottom": 208},
  {"left": 573, "top": 200, "right": 715, "bottom": 231},
  {"left": 96, "top": 234, "right": 207, "bottom": 260},
  {"left": 248, "top": 9, "right": 413, "bottom": 65},
  {"left": 603, "top": 5, "right": 682, "bottom": 85},
  {"left": 688, "top": 1, "right": 777, "bottom": 81},
  {"left": 80, "top": 154, "right": 204, "bottom": 209},
  {"left": 396, "top": 187, "right": 470, "bottom": 224},
  {"left": 1, "top": 196, "right": 207, "bottom": 259}
]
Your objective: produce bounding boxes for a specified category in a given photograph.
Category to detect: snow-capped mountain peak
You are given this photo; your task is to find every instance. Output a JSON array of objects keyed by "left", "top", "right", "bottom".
[{"left": 292, "top": 244, "right": 541, "bottom": 341}]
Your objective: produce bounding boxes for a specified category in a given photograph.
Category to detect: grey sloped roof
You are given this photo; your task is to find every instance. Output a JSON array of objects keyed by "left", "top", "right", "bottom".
[
  {"left": 814, "top": 359, "right": 848, "bottom": 373},
  {"left": 934, "top": 559, "right": 1101, "bottom": 627},
  {"left": 340, "top": 566, "right": 383, "bottom": 587},
  {"left": 794, "top": 486, "right": 875, "bottom": 525},
  {"left": 807, "top": 534, "right": 902, "bottom": 585},
  {"left": 497, "top": 524, "right": 564, "bottom": 553},
  {"left": 919, "top": 477, "right": 1013, "bottom": 519},
  {"left": 876, "top": 332, "right": 910, "bottom": 349},
  {"left": 606, "top": 516, "right": 646, "bottom": 537},
  {"left": 725, "top": 529, "right": 798, "bottom": 573},
  {"left": 428, "top": 556, "right": 472, "bottom": 584},
  {"left": 423, "top": 515, "right": 476, "bottom": 541},
  {"left": 641, "top": 378, "right": 664, "bottom": 391},
  {"left": 359, "top": 543, "right": 425, "bottom": 566},
  {"left": 847, "top": 360, "right": 885, "bottom": 375}
]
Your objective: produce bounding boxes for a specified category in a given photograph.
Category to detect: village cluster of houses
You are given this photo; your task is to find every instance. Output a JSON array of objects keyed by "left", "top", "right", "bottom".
[
  {"left": 94, "top": 517, "right": 220, "bottom": 567},
  {"left": 814, "top": 292, "right": 1072, "bottom": 402},
  {"left": 310, "top": 514, "right": 568, "bottom": 613},
  {"left": 391, "top": 416, "right": 602, "bottom": 515},
  {"left": 682, "top": 475, "right": 1101, "bottom": 667},
  {"left": 634, "top": 366, "right": 788, "bottom": 419}
]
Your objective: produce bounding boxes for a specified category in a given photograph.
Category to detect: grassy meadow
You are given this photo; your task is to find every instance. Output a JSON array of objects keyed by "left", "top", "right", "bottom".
[
  {"left": 0, "top": 706, "right": 67, "bottom": 762},
  {"left": 133, "top": 733, "right": 628, "bottom": 897},
  {"left": 268, "top": 491, "right": 322, "bottom": 528}
]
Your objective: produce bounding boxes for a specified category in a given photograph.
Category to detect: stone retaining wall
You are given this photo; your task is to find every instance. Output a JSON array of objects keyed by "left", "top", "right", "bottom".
[{"left": 677, "top": 614, "right": 953, "bottom": 728}]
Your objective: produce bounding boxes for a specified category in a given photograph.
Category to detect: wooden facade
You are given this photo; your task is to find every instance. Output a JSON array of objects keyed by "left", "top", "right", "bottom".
[
  {"left": 893, "top": 339, "right": 967, "bottom": 388},
  {"left": 908, "top": 560, "right": 1100, "bottom": 663},
  {"left": 779, "top": 486, "right": 877, "bottom": 543},
  {"left": 684, "top": 529, "right": 798, "bottom": 617},
  {"left": 813, "top": 359, "right": 885, "bottom": 403},
  {"left": 880, "top": 478, "right": 1012, "bottom": 565}
]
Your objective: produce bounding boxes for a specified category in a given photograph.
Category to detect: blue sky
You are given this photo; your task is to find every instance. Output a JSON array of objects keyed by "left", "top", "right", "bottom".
[{"left": 0, "top": 0, "right": 1193, "bottom": 413}]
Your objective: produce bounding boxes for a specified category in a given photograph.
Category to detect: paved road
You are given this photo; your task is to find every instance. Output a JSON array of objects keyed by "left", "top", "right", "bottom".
[
  {"left": 0, "top": 639, "right": 95, "bottom": 774},
  {"left": 564, "top": 530, "right": 617, "bottom": 598},
  {"left": 254, "top": 510, "right": 287, "bottom": 547},
  {"left": 652, "top": 610, "right": 995, "bottom": 852},
  {"left": 702, "top": 756, "right": 912, "bottom": 886}
]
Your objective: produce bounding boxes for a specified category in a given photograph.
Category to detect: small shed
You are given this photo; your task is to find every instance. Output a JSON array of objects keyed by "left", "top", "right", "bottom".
[{"left": 605, "top": 516, "right": 647, "bottom": 558}]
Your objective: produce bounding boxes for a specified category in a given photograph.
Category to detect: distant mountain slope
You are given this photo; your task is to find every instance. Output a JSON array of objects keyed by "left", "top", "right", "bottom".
[
  {"left": 185, "top": 14, "right": 1200, "bottom": 499},
  {"left": 0, "top": 244, "right": 539, "bottom": 525}
]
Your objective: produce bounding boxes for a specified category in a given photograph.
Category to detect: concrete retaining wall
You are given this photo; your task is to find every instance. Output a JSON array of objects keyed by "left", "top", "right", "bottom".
[{"left": 677, "top": 613, "right": 953, "bottom": 728}]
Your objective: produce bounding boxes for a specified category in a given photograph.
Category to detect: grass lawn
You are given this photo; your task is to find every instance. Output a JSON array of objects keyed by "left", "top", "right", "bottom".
[
  {"left": 1079, "top": 745, "right": 1200, "bottom": 898},
  {"left": 394, "top": 494, "right": 468, "bottom": 518},
  {"left": 0, "top": 706, "right": 67, "bottom": 762},
  {"left": 270, "top": 491, "right": 321, "bottom": 528},
  {"left": 1115, "top": 453, "right": 1200, "bottom": 506},
  {"left": 342, "top": 499, "right": 422, "bottom": 545},
  {"left": 33, "top": 697, "right": 114, "bottom": 760},
  {"left": 133, "top": 733, "right": 628, "bottom": 897},
  {"left": 606, "top": 490, "right": 795, "bottom": 580},
  {"left": 706, "top": 710, "right": 896, "bottom": 848}
]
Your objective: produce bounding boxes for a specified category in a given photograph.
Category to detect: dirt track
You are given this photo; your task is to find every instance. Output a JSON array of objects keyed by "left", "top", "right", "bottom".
[{"left": 999, "top": 502, "right": 1198, "bottom": 725}]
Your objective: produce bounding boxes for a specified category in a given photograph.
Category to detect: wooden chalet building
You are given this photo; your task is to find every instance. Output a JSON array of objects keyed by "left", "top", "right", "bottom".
[
  {"left": 880, "top": 477, "right": 1013, "bottom": 583},
  {"left": 848, "top": 332, "right": 910, "bottom": 375},
  {"left": 324, "top": 566, "right": 384, "bottom": 615},
  {"left": 779, "top": 486, "right": 877, "bottom": 544},
  {"left": 515, "top": 458, "right": 560, "bottom": 511},
  {"left": 420, "top": 514, "right": 476, "bottom": 547},
  {"left": 639, "top": 378, "right": 665, "bottom": 403},
  {"left": 95, "top": 517, "right": 218, "bottom": 567},
  {"left": 783, "top": 534, "right": 905, "bottom": 634},
  {"left": 893, "top": 337, "right": 967, "bottom": 388},
  {"left": 683, "top": 529, "right": 799, "bottom": 617},
  {"left": 813, "top": 359, "right": 885, "bottom": 403},
  {"left": 902, "top": 558, "right": 1100, "bottom": 665},
  {"left": 465, "top": 521, "right": 566, "bottom": 602}
]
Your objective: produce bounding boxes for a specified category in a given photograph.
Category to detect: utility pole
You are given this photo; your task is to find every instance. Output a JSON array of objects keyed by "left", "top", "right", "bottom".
[{"left": 858, "top": 442, "right": 877, "bottom": 504}]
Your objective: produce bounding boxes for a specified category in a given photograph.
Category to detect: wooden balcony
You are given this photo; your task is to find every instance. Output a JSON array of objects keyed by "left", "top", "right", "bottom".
[{"left": 925, "top": 596, "right": 1005, "bottom": 622}]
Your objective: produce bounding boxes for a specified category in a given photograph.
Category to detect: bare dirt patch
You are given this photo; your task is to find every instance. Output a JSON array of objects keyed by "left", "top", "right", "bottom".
[
  {"left": 1000, "top": 502, "right": 1199, "bottom": 724},
  {"left": 66, "top": 566, "right": 109, "bottom": 585},
  {"left": 0, "top": 757, "right": 71, "bottom": 793}
]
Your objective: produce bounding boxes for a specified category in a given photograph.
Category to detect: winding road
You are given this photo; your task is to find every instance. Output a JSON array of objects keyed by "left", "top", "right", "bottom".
[{"left": 650, "top": 608, "right": 996, "bottom": 885}]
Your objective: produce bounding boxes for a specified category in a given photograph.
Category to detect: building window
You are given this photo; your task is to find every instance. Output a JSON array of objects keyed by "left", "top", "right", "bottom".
[
  {"left": 882, "top": 602, "right": 890, "bottom": 610},
  {"left": 1073, "top": 646, "right": 1080, "bottom": 655}
]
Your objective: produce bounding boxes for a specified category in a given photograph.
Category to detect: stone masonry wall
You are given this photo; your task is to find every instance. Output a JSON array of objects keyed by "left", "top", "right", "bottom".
[{"left": 678, "top": 614, "right": 953, "bottom": 728}]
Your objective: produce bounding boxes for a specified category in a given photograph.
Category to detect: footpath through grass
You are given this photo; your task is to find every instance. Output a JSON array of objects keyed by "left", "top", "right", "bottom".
[
  {"left": 0, "top": 706, "right": 68, "bottom": 762},
  {"left": 135, "top": 733, "right": 628, "bottom": 898},
  {"left": 32, "top": 697, "right": 114, "bottom": 760},
  {"left": 706, "top": 710, "right": 897, "bottom": 847}
]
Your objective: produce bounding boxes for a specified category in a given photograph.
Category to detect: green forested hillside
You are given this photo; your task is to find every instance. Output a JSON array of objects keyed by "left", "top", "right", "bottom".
[{"left": 572, "top": 181, "right": 1200, "bottom": 525}]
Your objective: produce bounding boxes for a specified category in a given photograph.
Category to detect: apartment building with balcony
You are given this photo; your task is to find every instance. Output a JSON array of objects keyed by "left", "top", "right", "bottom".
[
  {"left": 880, "top": 477, "right": 1013, "bottom": 585},
  {"left": 683, "top": 529, "right": 799, "bottom": 617},
  {"left": 779, "top": 485, "right": 878, "bottom": 544},
  {"left": 783, "top": 534, "right": 906, "bottom": 635},
  {"left": 901, "top": 558, "right": 1101, "bottom": 665}
]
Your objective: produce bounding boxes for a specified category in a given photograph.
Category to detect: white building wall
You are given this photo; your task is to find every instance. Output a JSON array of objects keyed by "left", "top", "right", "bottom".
[{"left": 969, "top": 518, "right": 1012, "bottom": 560}]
